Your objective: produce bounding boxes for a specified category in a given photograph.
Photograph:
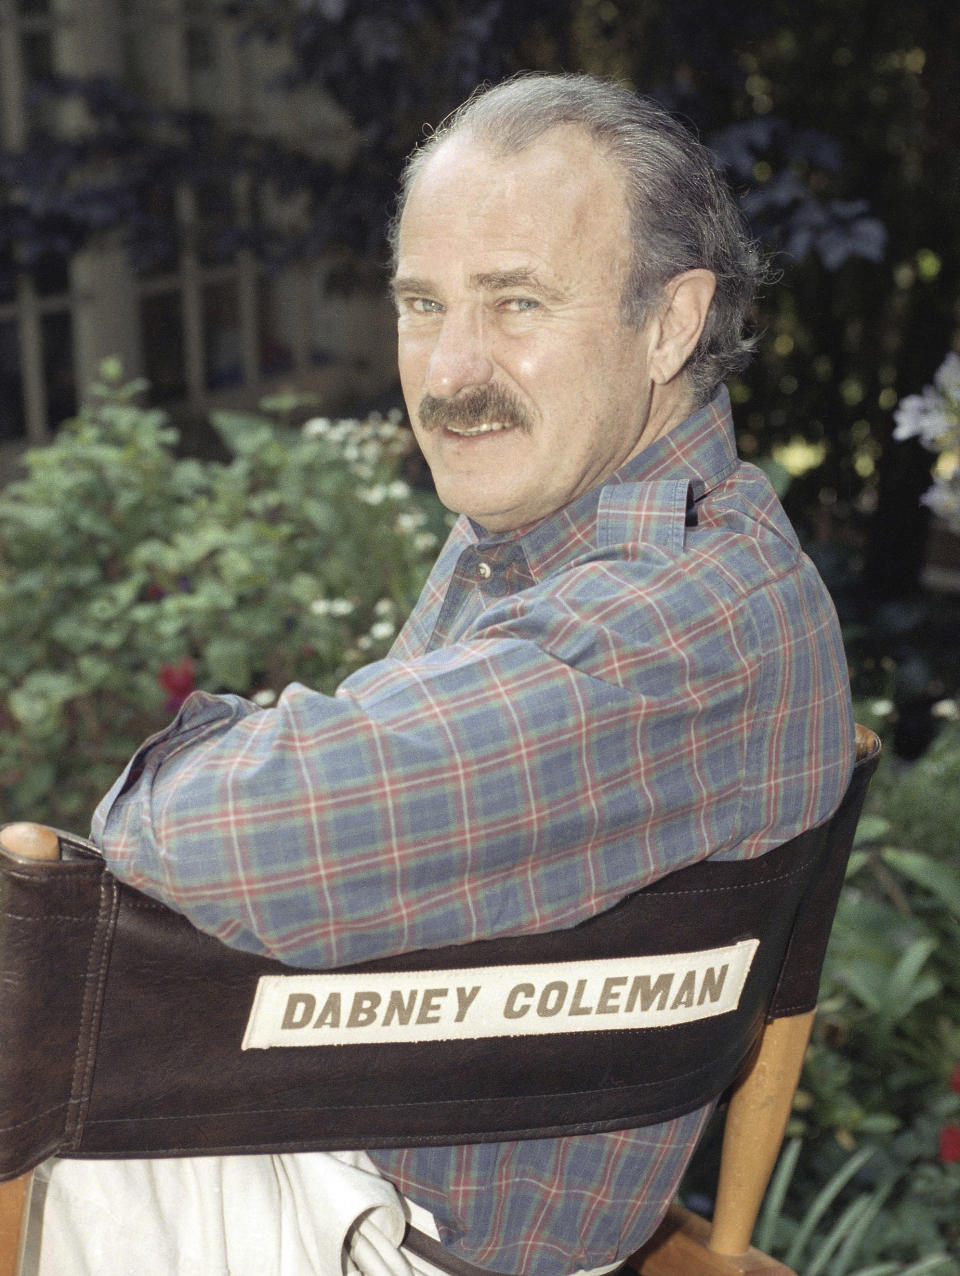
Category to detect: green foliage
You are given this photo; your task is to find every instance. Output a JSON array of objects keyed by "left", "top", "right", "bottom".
[
  {"left": 754, "top": 717, "right": 960, "bottom": 1267},
  {"left": 0, "top": 365, "right": 445, "bottom": 828},
  {"left": 680, "top": 715, "right": 960, "bottom": 1267},
  {"left": 755, "top": 1139, "right": 959, "bottom": 1274},
  {"left": 807, "top": 721, "right": 960, "bottom": 1131}
]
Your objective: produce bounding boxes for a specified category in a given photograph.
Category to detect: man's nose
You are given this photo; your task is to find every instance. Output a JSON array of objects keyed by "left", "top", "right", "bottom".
[{"left": 425, "top": 308, "right": 494, "bottom": 399}]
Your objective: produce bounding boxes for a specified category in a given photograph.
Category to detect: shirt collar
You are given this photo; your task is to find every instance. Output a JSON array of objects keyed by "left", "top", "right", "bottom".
[{"left": 462, "top": 385, "right": 739, "bottom": 581}]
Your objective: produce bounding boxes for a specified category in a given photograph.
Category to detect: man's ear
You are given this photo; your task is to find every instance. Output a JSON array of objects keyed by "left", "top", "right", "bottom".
[{"left": 648, "top": 270, "right": 716, "bottom": 385}]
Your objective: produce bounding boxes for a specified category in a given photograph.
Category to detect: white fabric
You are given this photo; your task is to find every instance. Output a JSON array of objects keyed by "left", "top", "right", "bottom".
[
  {"left": 21, "top": 1150, "right": 621, "bottom": 1276},
  {"left": 24, "top": 1150, "right": 422, "bottom": 1276}
]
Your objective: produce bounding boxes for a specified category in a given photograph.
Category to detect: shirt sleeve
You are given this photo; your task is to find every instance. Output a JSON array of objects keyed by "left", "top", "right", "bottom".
[
  {"left": 92, "top": 613, "right": 758, "bottom": 969},
  {"left": 93, "top": 500, "right": 855, "bottom": 973}
]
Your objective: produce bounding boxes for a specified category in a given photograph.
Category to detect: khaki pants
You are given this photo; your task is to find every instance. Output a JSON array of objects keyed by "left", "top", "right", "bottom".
[{"left": 22, "top": 1150, "right": 621, "bottom": 1276}]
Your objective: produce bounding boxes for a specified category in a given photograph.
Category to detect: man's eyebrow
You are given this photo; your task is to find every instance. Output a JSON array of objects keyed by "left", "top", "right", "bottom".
[
  {"left": 389, "top": 269, "right": 567, "bottom": 304},
  {"left": 390, "top": 275, "right": 433, "bottom": 298},
  {"left": 471, "top": 268, "right": 567, "bottom": 303}
]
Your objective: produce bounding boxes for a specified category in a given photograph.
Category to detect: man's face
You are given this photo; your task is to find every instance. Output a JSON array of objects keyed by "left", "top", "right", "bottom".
[{"left": 392, "top": 126, "right": 674, "bottom": 533}]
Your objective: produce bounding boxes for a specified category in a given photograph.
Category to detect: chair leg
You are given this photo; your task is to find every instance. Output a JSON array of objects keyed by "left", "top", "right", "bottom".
[
  {"left": 0, "top": 1173, "right": 33, "bottom": 1276},
  {"left": 708, "top": 1010, "right": 815, "bottom": 1256}
]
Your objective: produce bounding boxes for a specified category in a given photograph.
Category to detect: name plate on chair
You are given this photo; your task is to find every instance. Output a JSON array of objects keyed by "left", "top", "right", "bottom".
[{"left": 241, "top": 939, "right": 759, "bottom": 1049}]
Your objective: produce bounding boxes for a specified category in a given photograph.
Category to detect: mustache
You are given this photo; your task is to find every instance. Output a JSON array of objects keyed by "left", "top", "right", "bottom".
[{"left": 418, "top": 386, "right": 531, "bottom": 434}]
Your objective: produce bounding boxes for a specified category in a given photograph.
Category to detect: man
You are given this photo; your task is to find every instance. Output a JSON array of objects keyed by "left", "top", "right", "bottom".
[{"left": 30, "top": 73, "right": 854, "bottom": 1276}]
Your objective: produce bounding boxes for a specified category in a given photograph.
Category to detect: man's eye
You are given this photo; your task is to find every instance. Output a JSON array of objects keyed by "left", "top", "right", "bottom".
[
  {"left": 502, "top": 297, "right": 540, "bottom": 312},
  {"left": 410, "top": 298, "right": 444, "bottom": 314}
]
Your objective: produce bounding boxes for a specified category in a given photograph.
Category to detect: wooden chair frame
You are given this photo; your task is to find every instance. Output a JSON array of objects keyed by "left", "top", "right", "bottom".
[{"left": 630, "top": 724, "right": 880, "bottom": 1275}]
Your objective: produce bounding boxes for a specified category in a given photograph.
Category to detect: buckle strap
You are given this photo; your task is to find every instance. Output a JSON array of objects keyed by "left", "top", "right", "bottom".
[{"left": 403, "top": 1227, "right": 512, "bottom": 1276}]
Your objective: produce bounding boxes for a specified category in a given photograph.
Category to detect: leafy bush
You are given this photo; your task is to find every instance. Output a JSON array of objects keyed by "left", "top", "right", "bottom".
[
  {"left": 756, "top": 1138, "right": 959, "bottom": 1275},
  {"left": 806, "top": 711, "right": 960, "bottom": 1121},
  {"left": 0, "top": 363, "right": 446, "bottom": 828},
  {"left": 725, "top": 711, "right": 960, "bottom": 1270}
]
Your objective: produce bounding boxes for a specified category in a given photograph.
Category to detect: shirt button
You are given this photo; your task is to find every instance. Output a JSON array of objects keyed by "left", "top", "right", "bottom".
[{"left": 477, "top": 561, "right": 492, "bottom": 580}]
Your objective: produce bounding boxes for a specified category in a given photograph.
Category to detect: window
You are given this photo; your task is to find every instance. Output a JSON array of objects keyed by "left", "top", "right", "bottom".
[
  {"left": 140, "top": 289, "right": 187, "bottom": 404},
  {"left": 256, "top": 274, "right": 295, "bottom": 378},
  {"left": 202, "top": 277, "right": 242, "bottom": 390},
  {"left": 40, "top": 307, "right": 75, "bottom": 423},
  {"left": 185, "top": 22, "right": 215, "bottom": 81},
  {"left": 0, "top": 0, "right": 77, "bottom": 442},
  {"left": 0, "top": 320, "right": 26, "bottom": 441}
]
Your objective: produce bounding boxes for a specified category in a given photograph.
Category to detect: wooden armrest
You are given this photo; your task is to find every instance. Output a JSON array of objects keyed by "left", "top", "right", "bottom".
[
  {"left": 0, "top": 823, "right": 60, "bottom": 1276},
  {"left": 629, "top": 1204, "right": 795, "bottom": 1275},
  {"left": 0, "top": 824, "right": 60, "bottom": 864}
]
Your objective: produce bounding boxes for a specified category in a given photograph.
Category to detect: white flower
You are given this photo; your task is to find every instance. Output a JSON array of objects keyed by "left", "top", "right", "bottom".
[
  {"left": 396, "top": 510, "right": 427, "bottom": 534},
  {"left": 921, "top": 477, "right": 960, "bottom": 534},
  {"left": 373, "top": 598, "right": 395, "bottom": 617},
  {"left": 253, "top": 689, "right": 277, "bottom": 707},
  {"left": 894, "top": 352, "right": 960, "bottom": 530},
  {"left": 931, "top": 698, "right": 959, "bottom": 720},
  {"left": 302, "top": 417, "right": 332, "bottom": 438},
  {"left": 358, "top": 485, "right": 387, "bottom": 505},
  {"left": 369, "top": 620, "right": 396, "bottom": 641},
  {"left": 870, "top": 698, "right": 895, "bottom": 718},
  {"left": 934, "top": 351, "right": 960, "bottom": 399},
  {"left": 413, "top": 532, "right": 439, "bottom": 552},
  {"left": 892, "top": 387, "right": 955, "bottom": 447},
  {"left": 311, "top": 597, "right": 354, "bottom": 617}
]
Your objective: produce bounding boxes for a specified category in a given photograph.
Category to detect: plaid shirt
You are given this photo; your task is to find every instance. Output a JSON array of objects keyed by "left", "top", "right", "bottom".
[{"left": 94, "top": 387, "right": 854, "bottom": 1274}]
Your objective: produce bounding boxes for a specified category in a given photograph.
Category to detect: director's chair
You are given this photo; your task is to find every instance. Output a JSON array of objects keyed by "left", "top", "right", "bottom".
[{"left": 0, "top": 726, "right": 880, "bottom": 1276}]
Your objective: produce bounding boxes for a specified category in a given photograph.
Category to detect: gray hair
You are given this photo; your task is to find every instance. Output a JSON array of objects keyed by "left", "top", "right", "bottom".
[{"left": 389, "top": 73, "right": 765, "bottom": 403}]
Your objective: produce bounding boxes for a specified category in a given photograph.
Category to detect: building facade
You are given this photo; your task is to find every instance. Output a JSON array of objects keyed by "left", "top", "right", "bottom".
[{"left": 0, "top": 0, "right": 396, "bottom": 452}]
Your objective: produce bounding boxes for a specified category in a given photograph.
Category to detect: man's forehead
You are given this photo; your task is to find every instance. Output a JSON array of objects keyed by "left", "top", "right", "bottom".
[
  {"left": 402, "top": 126, "right": 626, "bottom": 216},
  {"left": 395, "top": 128, "right": 632, "bottom": 282}
]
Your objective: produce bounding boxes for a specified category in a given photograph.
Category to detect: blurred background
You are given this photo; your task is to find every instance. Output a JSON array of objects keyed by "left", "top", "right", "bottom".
[
  {"left": 2, "top": 0, "right": 959, "bottom": 751},
  {"left": 1, "top": 4, "right": 959, "bottom": 1266}
]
